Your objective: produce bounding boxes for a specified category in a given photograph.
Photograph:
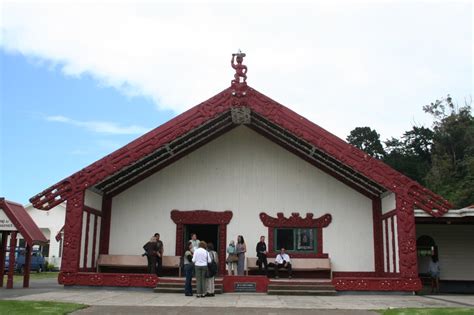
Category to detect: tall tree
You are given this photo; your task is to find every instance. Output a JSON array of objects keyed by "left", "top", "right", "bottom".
[
  {"left": 384, "top": 126, "right": 434, "bottom": 185},
  {"left": 423, "top": 95, "right": 474, "bottom": 208},
  {"left": 347, "top": 127, "right": 385, "bottom": 159}
]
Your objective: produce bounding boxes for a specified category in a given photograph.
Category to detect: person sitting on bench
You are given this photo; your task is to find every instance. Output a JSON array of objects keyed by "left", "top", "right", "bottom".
[{"left": 274, "top": 248, "right": 292, "bottom": 279}]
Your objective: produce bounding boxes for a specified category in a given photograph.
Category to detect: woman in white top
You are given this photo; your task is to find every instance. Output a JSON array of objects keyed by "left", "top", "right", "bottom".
[{"left": 192, "top": 241, "right": 211, "bottom": 298}]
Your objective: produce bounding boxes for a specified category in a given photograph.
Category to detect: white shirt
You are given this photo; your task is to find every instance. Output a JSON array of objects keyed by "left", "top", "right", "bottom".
[
  {"left": 275, "top": 253, "right": 291, "bottom": 264},
  {"left": 192, "top": 247, "right": 211, "bottom": 266},
  {"left": 190, "top": 239, "right": 200, "bottom": 253}
]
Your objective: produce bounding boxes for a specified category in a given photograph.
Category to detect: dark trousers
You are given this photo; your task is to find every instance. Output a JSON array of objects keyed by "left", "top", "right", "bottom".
[
  {"left": 156, "top": 256, "right": 162, "bottom": 276},
  {"left": 147, "top": 255, "right": 157, "bottom": 274},
  {"left": 275, "top": 262, "right": 292, "bottom": 278},
  {"left": 184, "top": 264, "right": 193, "bottom": 295},
  {"left": 257, "top": 254, "right": 268, "bottom": 274}
]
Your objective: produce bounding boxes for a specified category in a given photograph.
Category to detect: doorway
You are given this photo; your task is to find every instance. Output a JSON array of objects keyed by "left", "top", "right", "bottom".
[
  {"left": 184, "top": 225, "right": 219, "bottom": 251},
  {"left": 170, "top": 209, "right": 233, "bottom": 275}
]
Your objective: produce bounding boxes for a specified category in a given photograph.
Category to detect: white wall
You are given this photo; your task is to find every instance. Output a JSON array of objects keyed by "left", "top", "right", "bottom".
[
  {"left": 25, "top": 203, "right": 66, "bottom": 268},
  {"left": 381, "top": 192, "right": 396, "bottom": 214},
  {"left": 417, "top": 224, "right": 474, "bottom": 281},
  {"left": 85, "top": 190, "right": 102, "bottom": 211},
  {"left": 110, "top": 126, "right": 375, "bottom": 272}
]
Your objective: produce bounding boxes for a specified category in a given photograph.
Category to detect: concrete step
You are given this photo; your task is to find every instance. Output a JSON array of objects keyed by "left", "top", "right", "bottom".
[
  {"left": 154, "top": 281, "right": 223, "bottom": 294},
  {"left": 267, "top": 289, "right": 337, "bottom": 296}
]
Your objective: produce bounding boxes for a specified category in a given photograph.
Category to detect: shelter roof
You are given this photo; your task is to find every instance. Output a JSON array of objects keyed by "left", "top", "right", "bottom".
[
  {"left": 30, "top": 54, "right": 452, "bottom": 216},
  {"left": 0, "top": 198, "right": 48, "bottom": 245}
]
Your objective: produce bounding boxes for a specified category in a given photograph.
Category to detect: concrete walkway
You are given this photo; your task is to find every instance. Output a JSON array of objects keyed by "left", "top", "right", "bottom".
[{"left": 1, "top": 279, "right": 473, "bottom": 313}]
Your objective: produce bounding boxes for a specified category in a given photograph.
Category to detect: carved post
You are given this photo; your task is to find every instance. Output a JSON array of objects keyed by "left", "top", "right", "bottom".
[
  {"left": 396, "top": 195, "right": 420, "bottom": 284},
  {"left": 0, "top": 232, "right": 7, "bottom": 287},
  {"left": 23, "top": 243, "right": 32, "bottom": 288},
  {"left": 7, "top": 231, "right": 17, "bottom": 289},
  {"left": 372, "top": 198, "right": 384, "bottom": 276},
  {"left": 61, "top": 191, "right": 85, "bottom": 274}
]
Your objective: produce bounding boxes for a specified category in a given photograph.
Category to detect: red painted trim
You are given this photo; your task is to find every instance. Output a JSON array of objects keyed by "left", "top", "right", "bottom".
[
  {"left": 99, "top": 196, "right": 112, "bottom": 255},
  {"left": 333, "top": 272, "right": 377, "bottom": 277},
  {"left": 396, "top": 196, "right": 418, "bottom": 278},
  {"left": 83, "top": 207, "right": 91, "bottom": 269},
  {"left": 381, "top": 209, "right": 397, "bottom": 220},
  {"left": 333, "top": 276, "right": 421, "bottom": 291},
  {"left": 222, "top": 275, "right": 269, "bottom": 292},
  {"left": 0, "top": 232, "right": 7, "bottom": 287},
  {"left": 58, "top": 272, "right": 158, "bottom": 287},
  {"left": 391, "top": 216, "right": 396, "bottom": 273},
  {"left": 384, "top": 218, "right": 389, "bottom": 272},
  {"left": 372, "top": 198, "right": 383, "bottom": 276},
  {"left": 84, "top": 205, "right": 102, "bottom": 217},
  {"left": 260, "top": 212, "right": 331, "bottom": 257},
  {"left": 170, "top": 210, "right": 233, "bottom": 276},
  {"left": 23, "top": 243, "right": 32, "bottom": 288},
  {"left": 31, "top": 82, "right": 451, "bottom": 217},
  {"left": 61, "top": 191, "right": 84, "bottom": 273},
  {"left": 7, "top": 232, "right": 17, "bottom": 289},
  {"left": 91, "top": 214, "right": 98, "bottom": 270}
]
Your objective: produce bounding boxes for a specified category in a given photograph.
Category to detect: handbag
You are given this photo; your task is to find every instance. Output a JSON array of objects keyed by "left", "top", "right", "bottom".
[
  {"left": 226, "top": 254, "right": 238, "bottom": 263},
  {"left": 206, "top": 252, "right": 218, "bottom": 278}
]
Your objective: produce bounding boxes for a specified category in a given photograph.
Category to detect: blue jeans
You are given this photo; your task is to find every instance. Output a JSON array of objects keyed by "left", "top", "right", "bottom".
[{"left": 184, "top": 264, "right": 193, "bottom": 295}]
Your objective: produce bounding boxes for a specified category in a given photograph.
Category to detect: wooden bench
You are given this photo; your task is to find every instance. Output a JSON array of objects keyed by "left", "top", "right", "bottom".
[
  {"left": 97, "top": 254, "right": 182, "bottom": 277},
  {"left": 246, "top": 257, "right": 331, "bottom": 278}
]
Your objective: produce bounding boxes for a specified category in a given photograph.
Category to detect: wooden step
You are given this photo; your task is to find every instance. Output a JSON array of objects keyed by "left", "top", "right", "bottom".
[{"left": 153, "top": 287, "right": 223, "bottom": 294}]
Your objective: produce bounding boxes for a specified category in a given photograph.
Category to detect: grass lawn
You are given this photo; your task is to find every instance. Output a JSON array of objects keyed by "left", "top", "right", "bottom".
[
  {"left": 381, "top": 308, "right": 474, "bottom": 315},
  {"left": 0, "top": 300, "right": 86, "bottom": 315},
  {"left": 2, "top": 272, "right": 59, "bottom": 284}
]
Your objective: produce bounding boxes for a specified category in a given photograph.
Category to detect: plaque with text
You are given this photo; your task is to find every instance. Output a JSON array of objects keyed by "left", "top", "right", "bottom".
[{"left": 234, "top": 282, "right": 257, "bottom": 292}]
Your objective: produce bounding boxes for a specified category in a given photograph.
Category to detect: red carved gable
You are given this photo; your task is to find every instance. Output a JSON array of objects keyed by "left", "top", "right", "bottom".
[{"left": 30, "top": 62, "right": 452, "bottom": 216}]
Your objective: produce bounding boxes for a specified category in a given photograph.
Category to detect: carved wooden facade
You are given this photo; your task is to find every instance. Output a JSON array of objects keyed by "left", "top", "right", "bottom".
[{"left": 31, "top": 53, "right": 451, "bottom": 291}]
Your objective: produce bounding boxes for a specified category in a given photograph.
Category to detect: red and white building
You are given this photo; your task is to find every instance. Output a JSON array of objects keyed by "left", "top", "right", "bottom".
[{"left": 30, "top": 53, "right": 452, "bottom": 291}]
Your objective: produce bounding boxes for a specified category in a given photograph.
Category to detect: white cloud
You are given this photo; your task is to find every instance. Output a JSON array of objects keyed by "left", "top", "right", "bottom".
[
  {"left": 2, "top": 1, "right": 472, "bottom": 140},
  {"left": 45, "top": 115, "right": 150, "bottom": 135}
]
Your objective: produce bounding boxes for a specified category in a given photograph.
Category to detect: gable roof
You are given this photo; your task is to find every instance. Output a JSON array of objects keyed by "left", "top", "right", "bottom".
[
  {"left": 30, "top": 64, "right": 452, "bottom": 217},
  {"left": 0, "top": 198, "right": 48, "bottom": 245}
]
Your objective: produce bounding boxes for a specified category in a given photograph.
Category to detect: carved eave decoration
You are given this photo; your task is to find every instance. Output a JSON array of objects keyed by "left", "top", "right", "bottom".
[
  {"left": 30, "top": 52, "right": 452, "bottom": 218},
  {"left": 259, "top": 212, "right": 332, "bottom": 228}
]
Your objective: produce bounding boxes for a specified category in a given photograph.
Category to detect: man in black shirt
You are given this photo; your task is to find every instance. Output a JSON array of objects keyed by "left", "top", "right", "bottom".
[
  {"left": 256, "top": 235, "right": 268, "bottom": 275},
  {"left": 154, "top": 233, "right": 164, "bottom": 276}
]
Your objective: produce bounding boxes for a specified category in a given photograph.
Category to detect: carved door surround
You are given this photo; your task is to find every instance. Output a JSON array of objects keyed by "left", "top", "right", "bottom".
[{"left": 170, "top": 210, "right": 233, "bottom": 276}]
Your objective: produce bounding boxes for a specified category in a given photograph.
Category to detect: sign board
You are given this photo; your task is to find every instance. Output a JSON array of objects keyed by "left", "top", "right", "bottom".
[
  {"left": 234, "top": 282, "right": 257, "bottom": 292},
  {"left": 0, "top": 208, "right": 16, "bottom": 231}
]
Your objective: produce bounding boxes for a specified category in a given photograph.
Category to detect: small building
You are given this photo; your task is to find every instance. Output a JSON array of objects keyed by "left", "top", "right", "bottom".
[
  {"left": 30, "top": 53, "right": 451, "bottom": 291},
  {"left": 24, "top": 203, "right": 66, "bottom": 269},
  {"left": 0, "top": 198, "right": 48, "bottom": 288},
  {"left": 416, "top": 205, "right": 474, "bottom": 293}
]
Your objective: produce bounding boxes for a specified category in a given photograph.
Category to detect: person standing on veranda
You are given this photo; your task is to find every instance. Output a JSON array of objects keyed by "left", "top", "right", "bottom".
[{"left": 236, "top": 235, "right": 246, "bottom": 276}]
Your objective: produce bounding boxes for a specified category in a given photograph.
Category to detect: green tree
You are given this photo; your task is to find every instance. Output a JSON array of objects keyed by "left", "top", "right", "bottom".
[
  {"left": 423, "top": 95, "right": 474, "bottom": 208},
  {"left": 384, "top": 126, "right": 434, "bottom": 185},
  {"left": 347, "top": 127, "right": 385, "bottom": 159}
]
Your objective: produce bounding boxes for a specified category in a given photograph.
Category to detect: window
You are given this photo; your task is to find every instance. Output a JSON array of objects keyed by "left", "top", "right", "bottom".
[{"left": 275, "top": 228, "right": 317, "bottom": 253}]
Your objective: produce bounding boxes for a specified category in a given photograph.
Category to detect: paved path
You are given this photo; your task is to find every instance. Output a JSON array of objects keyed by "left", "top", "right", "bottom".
[
  {"left": 1, "top": 278, "right": 473, "bottom": 313},
  {"left": 74, "top": 306, "right": 378, "bottom": 315}
]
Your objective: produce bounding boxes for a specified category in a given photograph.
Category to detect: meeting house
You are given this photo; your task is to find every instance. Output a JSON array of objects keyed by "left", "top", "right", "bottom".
[{"left": 30, "top": 52, "right": 452, "bottom": 292}]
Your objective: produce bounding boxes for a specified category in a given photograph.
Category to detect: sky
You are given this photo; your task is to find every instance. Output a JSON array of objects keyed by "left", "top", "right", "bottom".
[{"left": 1, "top": 1, "right": 472, "bottom": 204}]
